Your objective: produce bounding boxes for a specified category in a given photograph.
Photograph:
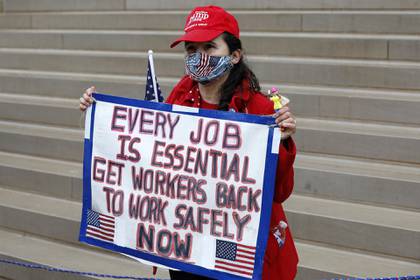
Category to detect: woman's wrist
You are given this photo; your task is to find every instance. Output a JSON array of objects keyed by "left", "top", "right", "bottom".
[{"left": 281, "top": 137, "right": 291, "bottom": 150}]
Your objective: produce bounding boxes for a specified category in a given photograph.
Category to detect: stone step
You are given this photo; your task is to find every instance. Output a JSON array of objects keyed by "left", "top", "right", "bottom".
[
  {"left": 1, "top": 110, "right": 419, "bottom": 164},
  {"left": 2, "top": 145, "right": 419, "bottom": 211},
  {"left": 295, "top": 153, "right": 420, "bottom": 211},
  {"left": 2, "top": 10, "right": 420, "bottom": 34},
  {"left": 295, "top": 117, "right": 420, "bottom": 164},
  {"left": 0, "top": 254, "right": 91, "bottom": 280},
  {"left": 2, "top": 69, "right": 420, "bottom": 119},
  {"left": 0, "top": 92, "right": 81, "bottom": 128},
  {"left": 0, "top": 91, "right": 155, "bottom": 128},
  {"left": 3, "top": 0, "right": 420, "bottom": 12},
  {"left": 0, "top": 120, "right": 82, "bottom": 162},
  {"left": 2, "top": 70, "right": 420, "bottom": 125},
  {"left": 1, "top": 184, "right": 419, "bottom": 270},
  {"left": 0, "top": 227, "right": 169, "bottom": 280},
  {"left": 2, "top": 0, "right": 126, "bottom": 13},
  {"left": 1, "top": 49, "right": 420, "bottom": 90},
  {"left": 278, "top": 84, "right": 420, "bottom": 125},
  {"left": 295, "top": 240, "right": 420, "bottom": 279},
  {"left": 2, "top": 80, "right": 420, "bottom": 128},
  {"left": 300, "top": 11, "right": 420, "bottom": 34},
  {"left": 1, "top": 29, "right": 420, "bottom": 61},
  {"left": 0, "top": 68, "right": 174, "bottom": 99},
  {"left": 2, "top": 68, "right": 420, "bottom": 119},
  {"left": 0, "top": 228, "right": 419, "bottom": 280},
  {"left": 284, "top": 194, "right": 420, "bottom": 260},
  {"left": 1, "top": 104, "right": 420, "bottom": 163},
  {"left": 0, "top": 150, "right": 82, "bottom": 201},
  {"left": 0, "top": 185, "right": 82, "bottom": 245}
]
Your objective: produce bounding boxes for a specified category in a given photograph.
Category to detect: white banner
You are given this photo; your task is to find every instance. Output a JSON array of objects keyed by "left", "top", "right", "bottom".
[{"left": 80, "top": 93, "right": 280, "bottom": 280}]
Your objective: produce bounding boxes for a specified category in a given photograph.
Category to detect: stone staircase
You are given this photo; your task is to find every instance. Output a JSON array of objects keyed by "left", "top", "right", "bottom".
[{"left": 0, "top": 1, "right": 419, "bottom": 279}]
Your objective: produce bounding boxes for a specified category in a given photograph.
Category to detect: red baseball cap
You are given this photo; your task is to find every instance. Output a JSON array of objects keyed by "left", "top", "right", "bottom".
[{"left": 170, "top": 5, "right": 240, "bottom": 48}]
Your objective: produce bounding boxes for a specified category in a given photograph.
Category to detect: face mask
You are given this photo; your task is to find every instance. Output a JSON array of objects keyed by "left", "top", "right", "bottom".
[{"left": 185, "top": 52, "right": 234, "bottom": 84}]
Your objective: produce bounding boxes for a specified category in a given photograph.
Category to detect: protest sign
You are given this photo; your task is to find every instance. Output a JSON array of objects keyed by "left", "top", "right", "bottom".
[{"left": 79, "top": 93, "right": 281, "bottom": 280}]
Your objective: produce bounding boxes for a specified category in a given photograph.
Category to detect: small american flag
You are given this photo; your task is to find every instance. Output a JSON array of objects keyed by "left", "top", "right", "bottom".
[
  {"left": 144, "top": 60, "right": 164, "bottom": 102},
  {"left": 215, "top": 239, "right": 255, "bottom": 278},
  {"left": 86, "top": 209, "right": 115, "bottom": 243}
]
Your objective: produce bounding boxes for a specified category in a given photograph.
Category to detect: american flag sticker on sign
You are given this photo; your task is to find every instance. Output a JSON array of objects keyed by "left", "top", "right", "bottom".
[
  {"left": 215, "top": 239, "right": 255, "bottom": 277},
  {"left": 86, "top": 209, "right": 115, "bottom": 243}
]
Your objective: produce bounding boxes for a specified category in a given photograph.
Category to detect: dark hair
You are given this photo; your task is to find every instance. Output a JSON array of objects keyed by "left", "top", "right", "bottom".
[{"left": 218, "top": 32, "right": 261, "bottom": 111}]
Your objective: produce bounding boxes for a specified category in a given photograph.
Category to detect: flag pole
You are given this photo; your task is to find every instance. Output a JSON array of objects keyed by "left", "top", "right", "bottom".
[{"left": 148, "top": 50, "right": 159, "bottom": 102}]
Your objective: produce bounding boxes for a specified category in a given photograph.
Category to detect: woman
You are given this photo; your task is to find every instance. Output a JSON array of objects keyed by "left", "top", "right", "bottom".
[{"left": 80, "top": 5, "right": 298, "bottom": 280}]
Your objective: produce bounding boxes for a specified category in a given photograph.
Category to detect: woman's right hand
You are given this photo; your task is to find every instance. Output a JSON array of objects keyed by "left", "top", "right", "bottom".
[{"left": 79, "top": 86, "right": 96, "bottom": 111}]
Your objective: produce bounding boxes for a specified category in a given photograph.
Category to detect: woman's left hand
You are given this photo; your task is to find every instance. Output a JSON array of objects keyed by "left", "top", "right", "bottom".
[{"left": 273, "top": 106, "right": 297, "bottom": 140}]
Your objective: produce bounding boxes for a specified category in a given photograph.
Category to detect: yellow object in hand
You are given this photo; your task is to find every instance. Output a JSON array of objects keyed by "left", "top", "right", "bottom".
[
  {"left": 268, "top": 87, "right": 290, "bottom": 112},
  {"left": 270, "top": 95, "right": 283, "bottom": 111}
]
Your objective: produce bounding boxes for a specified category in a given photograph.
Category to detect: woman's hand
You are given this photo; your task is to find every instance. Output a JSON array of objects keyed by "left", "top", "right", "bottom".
[
  {"left": 273, "top": 106, "right": 297, "bottom": 140},
  {"left": 79, "top": 86, "right": 96, "bottom": 111}
]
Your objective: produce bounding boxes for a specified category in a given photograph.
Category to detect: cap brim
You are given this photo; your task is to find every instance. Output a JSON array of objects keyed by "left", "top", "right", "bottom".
[{"left": 170, "top": 29, "right": 224, "bottom": 48}]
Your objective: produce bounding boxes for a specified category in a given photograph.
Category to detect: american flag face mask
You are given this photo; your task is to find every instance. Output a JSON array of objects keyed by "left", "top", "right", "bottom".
[{"left": 185, "top": 51, "right": 234, "bottom": 84}]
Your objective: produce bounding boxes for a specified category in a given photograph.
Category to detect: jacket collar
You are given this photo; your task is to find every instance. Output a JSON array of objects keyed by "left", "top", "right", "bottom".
[{"left": 175, "top": 75, "right": 252, "bottom": 112}]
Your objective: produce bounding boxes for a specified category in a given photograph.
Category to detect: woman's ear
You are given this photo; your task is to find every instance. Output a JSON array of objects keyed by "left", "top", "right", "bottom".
[{"left": 231, "top": 49, "right": 242, "bottom": 65}]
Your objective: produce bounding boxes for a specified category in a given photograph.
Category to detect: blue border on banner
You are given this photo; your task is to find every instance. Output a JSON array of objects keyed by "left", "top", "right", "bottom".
[
  {"left": 252, "top": 127, "right": 277, "bottom": 280},
  {"left": 79, "top": 102, "right": 96, "bottom": 241},
  {"left": 79, "top": 93, "right": 279, "bottom": 280}
]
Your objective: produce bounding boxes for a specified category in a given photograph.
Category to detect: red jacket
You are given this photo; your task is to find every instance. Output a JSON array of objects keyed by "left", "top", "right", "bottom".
[{"left": 166, "top": 76, "right": 298, "bottom": 280}]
